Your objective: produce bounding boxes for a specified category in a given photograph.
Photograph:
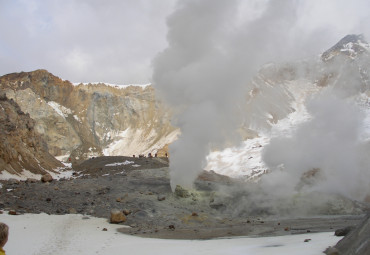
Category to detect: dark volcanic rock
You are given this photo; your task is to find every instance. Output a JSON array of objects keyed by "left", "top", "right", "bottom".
[{"left": 334, "top": 226, "right": 355, "bottom": 237}]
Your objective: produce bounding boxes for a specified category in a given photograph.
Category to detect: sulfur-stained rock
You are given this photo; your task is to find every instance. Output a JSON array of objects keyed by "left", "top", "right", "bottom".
[
  {"left": 174, "top": 185, "right": 190, "bottom": 198},
  {"left": 110, "top": 209, "right": 126, "bottom": 224}
]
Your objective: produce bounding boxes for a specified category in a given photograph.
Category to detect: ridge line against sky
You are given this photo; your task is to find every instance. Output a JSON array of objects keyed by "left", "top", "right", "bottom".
[{"left": 1, "top": 0, "right": 370, "bottom": 84}]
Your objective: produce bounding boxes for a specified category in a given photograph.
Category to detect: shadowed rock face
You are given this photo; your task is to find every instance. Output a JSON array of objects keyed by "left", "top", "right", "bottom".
[
  {"left": 0, "top": 93, "right": 62, "bottom": 175},
  {"left": 0, "top": 70, "right": 177, "bottom": 164}
]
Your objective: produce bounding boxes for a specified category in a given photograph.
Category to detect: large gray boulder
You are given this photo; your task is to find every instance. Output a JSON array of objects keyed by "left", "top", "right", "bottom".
[{"left": 325, "top": 213, "right": 370, "bottom": 255}]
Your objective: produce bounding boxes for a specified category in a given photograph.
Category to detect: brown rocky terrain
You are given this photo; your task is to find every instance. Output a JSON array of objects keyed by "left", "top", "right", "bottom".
[
  {"left": 0, "top": 69, "right": 177, "bottom": 166},
  {"left": 0, "top": 93, "right": 62, "bottom": 175}
]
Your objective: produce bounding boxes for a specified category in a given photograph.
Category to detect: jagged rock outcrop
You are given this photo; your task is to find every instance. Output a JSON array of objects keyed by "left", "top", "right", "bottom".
[
  {"left": 0, "top": 93, "right": 62, "bottom": 175},
  {"left": 0, "top": 70, "right": 178, "bottom": 163}
]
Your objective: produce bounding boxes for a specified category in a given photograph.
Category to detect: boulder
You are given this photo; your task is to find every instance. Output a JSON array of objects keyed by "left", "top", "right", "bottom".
[
  {"left": 110, "top": 209, "right": 126, "bottom": 224},
  {"left": 334, "top": 226, "right": 354, "bottom": 237},
  {"left": 328, "top": 213, "right": 370, "bottom": 255},
  {"left": 174, "top": 185, "right": 190, "bottom": 198},
  {"left": 41, "top": 173, "right": 53, "bottom": 182}
]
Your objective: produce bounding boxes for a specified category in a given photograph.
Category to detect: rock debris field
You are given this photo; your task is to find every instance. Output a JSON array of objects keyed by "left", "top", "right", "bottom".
[{"left": 0, "top": 156, "right": 367, "bottom": 241}]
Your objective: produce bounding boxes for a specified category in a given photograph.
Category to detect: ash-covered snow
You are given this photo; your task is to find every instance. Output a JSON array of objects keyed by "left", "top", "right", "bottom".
[
  {"left": 105, "top": 160, "right": 134, "bottom": 167},
  {"left": 0, "top": 166, "right": 75, "bottom": 181}
]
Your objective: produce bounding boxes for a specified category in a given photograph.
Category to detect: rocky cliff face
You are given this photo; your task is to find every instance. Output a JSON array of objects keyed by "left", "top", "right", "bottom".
[
  {"left": 0, "top": 70, "right": 178, "bottom": 164},
  {"left": 0, "top": 93, "right": 62, "bottom": 176}
]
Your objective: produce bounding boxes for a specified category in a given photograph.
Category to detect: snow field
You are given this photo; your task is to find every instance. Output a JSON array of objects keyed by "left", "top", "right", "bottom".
[{"left": 0, "top": 213, "right": 341, "bottom": 255}]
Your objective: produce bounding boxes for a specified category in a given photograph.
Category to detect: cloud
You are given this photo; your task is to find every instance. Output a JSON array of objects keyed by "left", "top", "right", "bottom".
[
  {"left": 0, "top": 0, "right": 174, "bottom": 84},
  {"left": 1, "top": 0, "right": 370, "bottom": 84}
]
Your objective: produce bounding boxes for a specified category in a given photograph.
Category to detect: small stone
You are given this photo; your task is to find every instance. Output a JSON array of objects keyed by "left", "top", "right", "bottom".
[
  {"left": 324, "top": 246, "right": 339, "bottom": 255},
  {"left": 26, "top": 178, "right": 38, "bottom": 183},
  {"left": 8, "top": 210, "right": 17, "bottom": 215},
  {"left": 8, "top": 178, "right": 20, "bottom": 185},
  {"left": 122, "top": 209, "right": 131, "bottom": 216},
  {"left": 41, "top": 173, "right": 53, "bottom": 183},
  {"left": 168, "top": 224, "right": 175, "bottom": 230},
  {"left": 157, "top": 195, "right": 166, "bottom": 201},
  {"left": 69, "top": 208, "right": 77, "bottom": 214},
  {"left": 304, "top": 239, "right": 311, "bottom": 242},
  {"left": 110, "top": 209, "right": 126, "bottom": 223}
]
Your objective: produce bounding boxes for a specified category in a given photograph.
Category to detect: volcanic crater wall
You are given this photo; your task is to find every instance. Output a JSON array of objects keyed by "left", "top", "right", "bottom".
[{"left": 0, "top": 70, "right": 177, "bottom": 163}]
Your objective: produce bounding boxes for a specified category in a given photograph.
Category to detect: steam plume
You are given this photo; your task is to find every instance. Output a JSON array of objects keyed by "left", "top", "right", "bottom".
[
  {"left": 261, "top": 57, "right": 370, "bottom": 201},
  {"left": 152, "top": 0, "right": 301, "bottom": 190}
]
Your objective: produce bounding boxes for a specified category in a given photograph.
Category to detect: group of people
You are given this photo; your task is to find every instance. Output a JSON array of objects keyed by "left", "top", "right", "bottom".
[{"left": 0, "top": 223, "right": 8, "bottom": 255}]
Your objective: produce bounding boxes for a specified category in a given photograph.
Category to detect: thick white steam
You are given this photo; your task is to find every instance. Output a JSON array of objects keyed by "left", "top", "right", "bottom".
[
  {"left": 152, "top": 0, "right": 303, "bottom": 190},
  {"left": 261, "top": 54, "right": 370, "bottom": 201}
]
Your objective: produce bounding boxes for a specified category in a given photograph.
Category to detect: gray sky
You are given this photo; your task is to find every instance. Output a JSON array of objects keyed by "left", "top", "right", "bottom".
[{"left": 1, "top": 0, "right": 370, "bottom": 84}]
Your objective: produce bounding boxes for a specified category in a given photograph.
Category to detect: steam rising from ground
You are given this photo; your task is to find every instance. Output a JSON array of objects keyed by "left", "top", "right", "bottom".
[
  {"left": 152, "top": 0, "right": 305, "bottom": 190},
  {"left": 261, "top": 53, "right": 370, "bottom": 202},
  {"left": 262, "top": 91, "right": 370, "bottom": 201},
  {"left": 152, "top": 0, "right": 370, "bottom": 208}
]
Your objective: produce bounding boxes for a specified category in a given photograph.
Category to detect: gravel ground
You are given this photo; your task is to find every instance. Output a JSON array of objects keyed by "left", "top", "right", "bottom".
[{"left": 0, "top": 156, "right": 367, "bottom": 240}]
